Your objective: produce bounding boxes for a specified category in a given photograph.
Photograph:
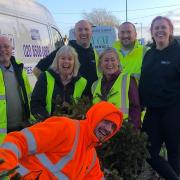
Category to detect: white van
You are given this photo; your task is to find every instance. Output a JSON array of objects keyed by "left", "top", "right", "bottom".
[{"left": 0, "top": 0, "right": 64, "bottom": 85}]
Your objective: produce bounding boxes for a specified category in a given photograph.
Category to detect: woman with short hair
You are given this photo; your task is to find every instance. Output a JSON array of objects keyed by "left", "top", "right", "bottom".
[
  {"left": 92, "top": 47, "right": 141, "bottom": 129},
  {"left": 31, "top": 45, "right": 87, "bottom": 121}
]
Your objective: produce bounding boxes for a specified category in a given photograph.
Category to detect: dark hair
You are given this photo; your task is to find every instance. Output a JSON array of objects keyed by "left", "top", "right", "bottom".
[
  {"left": 119, "top": 22, "right": 136, "bottom": 32},
  {"left": 150, "top": 16, "right": 173, "bottom": 33},
  {"left": 150, "top": 16, "right": 174, "bottom": 42}
]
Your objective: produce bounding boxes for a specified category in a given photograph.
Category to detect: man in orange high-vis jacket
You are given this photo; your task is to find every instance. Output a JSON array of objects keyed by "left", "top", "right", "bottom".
[{"left": 0, "top": 101, "right": 123, "bottom": 180}]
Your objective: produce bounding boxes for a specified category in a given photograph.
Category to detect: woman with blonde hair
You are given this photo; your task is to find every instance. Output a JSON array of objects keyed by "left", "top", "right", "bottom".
[
  {"left": 92, "top": 47, "right": 141, "bottom": 129},
  {"left": 31, "top": 45, "right": 87, "bottom": 121}
]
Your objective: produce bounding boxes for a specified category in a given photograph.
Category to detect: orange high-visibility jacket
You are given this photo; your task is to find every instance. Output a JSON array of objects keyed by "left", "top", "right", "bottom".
[{"left": 0, "top": 101, "right": 123, "bottom": 180}]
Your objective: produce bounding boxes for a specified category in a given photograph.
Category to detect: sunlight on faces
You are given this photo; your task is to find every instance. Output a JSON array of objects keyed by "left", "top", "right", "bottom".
[
  {"left": 94, "top": 120, "right": 117, "bottom": 143},
  {"left": 100, "top": 51, "right": 119, "bottom": 79},
  {"left": 75, "top": 20, "right": 92, "bottom": 48},
  {"left": 58, "top": 53, "right": 75, "bottom": 76},
  {"left": 0, "top": 36, "right": 12, "bottom": 65},
  {"left": 151, "top": 19, "right": 173, "bottom": 50},
  {"left": 118, "top": 23, "right": 137, "bottom": 49}
]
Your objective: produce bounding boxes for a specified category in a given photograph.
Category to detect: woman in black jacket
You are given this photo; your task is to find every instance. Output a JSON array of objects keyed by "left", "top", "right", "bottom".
[
  {"left": 30, "top": 45, "right": 87, "bottom": 121},
  {"left": 139, "top": 16, "right": 180, "bottom": 180}
]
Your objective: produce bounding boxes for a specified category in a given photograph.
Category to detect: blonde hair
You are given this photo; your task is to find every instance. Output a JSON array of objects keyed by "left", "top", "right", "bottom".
[
  {"left": 98, "top": 47, "right": 121, "bottom": 73},
  {"left": 50, "top": 45, "right": 80, "bottom": 77}
]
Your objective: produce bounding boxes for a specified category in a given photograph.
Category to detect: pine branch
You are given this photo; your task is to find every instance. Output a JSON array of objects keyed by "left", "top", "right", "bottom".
[{"left": 53, "top": 96, "right": 92, "bottom": 119}]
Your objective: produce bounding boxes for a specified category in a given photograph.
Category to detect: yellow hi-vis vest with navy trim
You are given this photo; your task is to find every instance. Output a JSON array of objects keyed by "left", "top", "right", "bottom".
[
  {"left": 92, "top": 73, "right": 130, "bottom": 120},
  {"left": 45, "top": 71, "right": 87, "bottom": 114},
  {"left": 93, "top": 49, "right": 101, "bottom": 77},
  {"left": 112, "top": 40, "right": 146, "bottom": 82},
  {"left": 0, "top": 60, "right": 32, "bottom": 144}
]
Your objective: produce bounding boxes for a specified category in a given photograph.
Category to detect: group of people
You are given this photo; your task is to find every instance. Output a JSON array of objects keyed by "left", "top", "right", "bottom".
[
  {"left": 32, "top": 20, "right": 143, "bottom": 128},
  {"left": 0, "top": 15, "right": 180, "bottom": 180}
]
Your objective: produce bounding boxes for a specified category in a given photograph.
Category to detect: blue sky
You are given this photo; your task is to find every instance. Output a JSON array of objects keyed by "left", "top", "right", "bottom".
[{"left": 37, "top": 0, "right": 180, "bottom": 37}]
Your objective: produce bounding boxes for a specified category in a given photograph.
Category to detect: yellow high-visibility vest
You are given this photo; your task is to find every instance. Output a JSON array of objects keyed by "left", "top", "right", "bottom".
[
  {"left": 92, "top": 73, "right": 130, "bottom": 119},
  {"left": 45, "top": 71, "right": 87, "bottom": 114},
  {"left": 113, "top": 40, "right": 147, "bottom": 82},
  {"left": 0, "top": 60, "right": 32, "bottom": 144}
]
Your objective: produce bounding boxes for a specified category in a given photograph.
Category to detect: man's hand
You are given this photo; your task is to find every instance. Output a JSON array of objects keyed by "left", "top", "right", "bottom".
[{"left": 0, "top": 159, "right": 19, "bottom": 179}]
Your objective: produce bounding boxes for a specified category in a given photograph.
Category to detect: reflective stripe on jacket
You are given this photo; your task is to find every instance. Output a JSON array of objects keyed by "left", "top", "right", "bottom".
[
  {"left": 0, "top": 102, "right": 123, "bottom": 180},
  {"left": 0, "top": 60, "right": 31, "bottom": 144},
  {"left": 45, "top": 71, "right": 87, "bottom": 114},
  {"left": 0, "top": 70, "right": 7, "bottom": 143},
  {"left": 92, "top": 73, "right": 130, "bottom": 119},
  {"left": 0, "top": 102, "right": 123, "bottom": 179}
]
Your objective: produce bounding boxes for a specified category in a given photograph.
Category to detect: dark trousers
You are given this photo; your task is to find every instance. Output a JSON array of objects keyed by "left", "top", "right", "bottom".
[{"left": 142, "top": 105, "right": 180, "bottom": 180}]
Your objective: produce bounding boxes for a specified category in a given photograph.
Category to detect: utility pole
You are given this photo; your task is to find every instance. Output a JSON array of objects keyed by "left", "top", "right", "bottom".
[
  {"left": 126, "top": 0, "right": 128, "bottom": 22},
  {"left": 135, "top": 22, "right": 143, "bottom": 44},
  {"left": 140, "top": 23, "right": 142, "bottom": 41}
]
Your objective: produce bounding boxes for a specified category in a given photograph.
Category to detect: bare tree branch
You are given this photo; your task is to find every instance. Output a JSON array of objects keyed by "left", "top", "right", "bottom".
[{"left": 83, "top": 9, "right": 120, "bottom": 27}]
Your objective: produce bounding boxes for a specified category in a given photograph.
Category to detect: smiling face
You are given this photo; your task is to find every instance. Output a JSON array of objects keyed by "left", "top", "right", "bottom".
[
  {"left": 100, "top": 51, "right": 120, "bottom": 79},
  {"left": 94, "top": 120, "right": 117, "bottom": 142},
  {"left": 75, "top": 20, "right": 92, "bottom": 48},
  {"left": 118, "top": 23, "right": 137, "bottom": 49},
  {"left": 58, "top": 53, "right": 75, "bottom": 76},
  {"left": 151, "top": 18, "right": 173, "bottom": 50},
  {"left": 0, "top": 36, "right": 12, "bottom": 67}
]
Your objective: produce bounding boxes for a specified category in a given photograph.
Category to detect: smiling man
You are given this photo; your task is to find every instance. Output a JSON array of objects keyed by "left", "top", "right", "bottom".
[
  {"left": 113, "top": 22, "right": 147, "bottom": 82},
  {"left": 94, "top": 119, "right": 117, "bottom": 143},
  {"left": 33, "top": 20, "right": 98, "bottom": 97},
  {"left": 0, "top": 35, "right": 32, "bottom": 143},
  {"left": 0, "top": 101, "right": 123, "bottom": 179}
]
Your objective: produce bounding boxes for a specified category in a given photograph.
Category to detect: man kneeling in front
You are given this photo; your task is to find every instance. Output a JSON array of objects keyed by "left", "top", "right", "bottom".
[{"left": 0, "top": 101, "right": 123, "bottom": 179}]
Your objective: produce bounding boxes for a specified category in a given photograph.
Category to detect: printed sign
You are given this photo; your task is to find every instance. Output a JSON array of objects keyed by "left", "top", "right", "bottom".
[
  {"left": 23, "top": 44, "right": 49, "bottom": 58},
  {"left": 69, "top": 26, "right": 117, "bottom": 53},
  {"left": 24, "top": 65, "right": 33, "bottom": 75}
]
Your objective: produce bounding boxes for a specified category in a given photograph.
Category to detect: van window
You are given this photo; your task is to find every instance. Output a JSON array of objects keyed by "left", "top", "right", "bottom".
[{"left": 51, "top": 27, "right": 64, "bottom": 49}]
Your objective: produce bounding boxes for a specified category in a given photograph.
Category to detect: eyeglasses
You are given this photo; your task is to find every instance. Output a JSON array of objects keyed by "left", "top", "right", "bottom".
[{"left": 0, "top": 45, "right": 11, "bottom": 49}]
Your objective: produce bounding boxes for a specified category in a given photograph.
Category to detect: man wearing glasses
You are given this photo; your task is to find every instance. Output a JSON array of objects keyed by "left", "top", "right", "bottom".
[{"left": 0, "top": 35, "right": 32, "bottom": 143}]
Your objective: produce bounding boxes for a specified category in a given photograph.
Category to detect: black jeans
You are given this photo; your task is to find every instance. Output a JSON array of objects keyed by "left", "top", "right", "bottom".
[{"left": 142, "top": 105, "right": 180, "bottom": 180}]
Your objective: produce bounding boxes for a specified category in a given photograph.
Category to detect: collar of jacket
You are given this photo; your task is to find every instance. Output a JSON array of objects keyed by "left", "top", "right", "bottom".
[
  {"left": 48, "top": 68, "right": 83, "bottom": 83},
  {"left": 102, "top": 70, "right": 121, "bottom": 83},
  {"left": 152, "top": 38, "right": 178, "bottom": 51},
  {"left": 118, "top": 40, "right": 141, "bottom": 49},
  {"left": 80, "top": 120, "right": 100, "bottom": 149},
  {"left": 81, "top": 101, "right": 123, "bottom": 149},
  {"left": 10, "top": 56, "right": 23, "bottom": 70},
  {"left": 69, "top": 40, "right": 93, "bottom": 51}
]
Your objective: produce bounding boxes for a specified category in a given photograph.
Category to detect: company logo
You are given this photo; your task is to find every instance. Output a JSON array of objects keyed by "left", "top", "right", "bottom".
[
  {"left": 161, "top": 60, "right": 171, "bottom": 65},
  {"left": 30, "top": 29, "right": 41, "bottom": 40}
]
